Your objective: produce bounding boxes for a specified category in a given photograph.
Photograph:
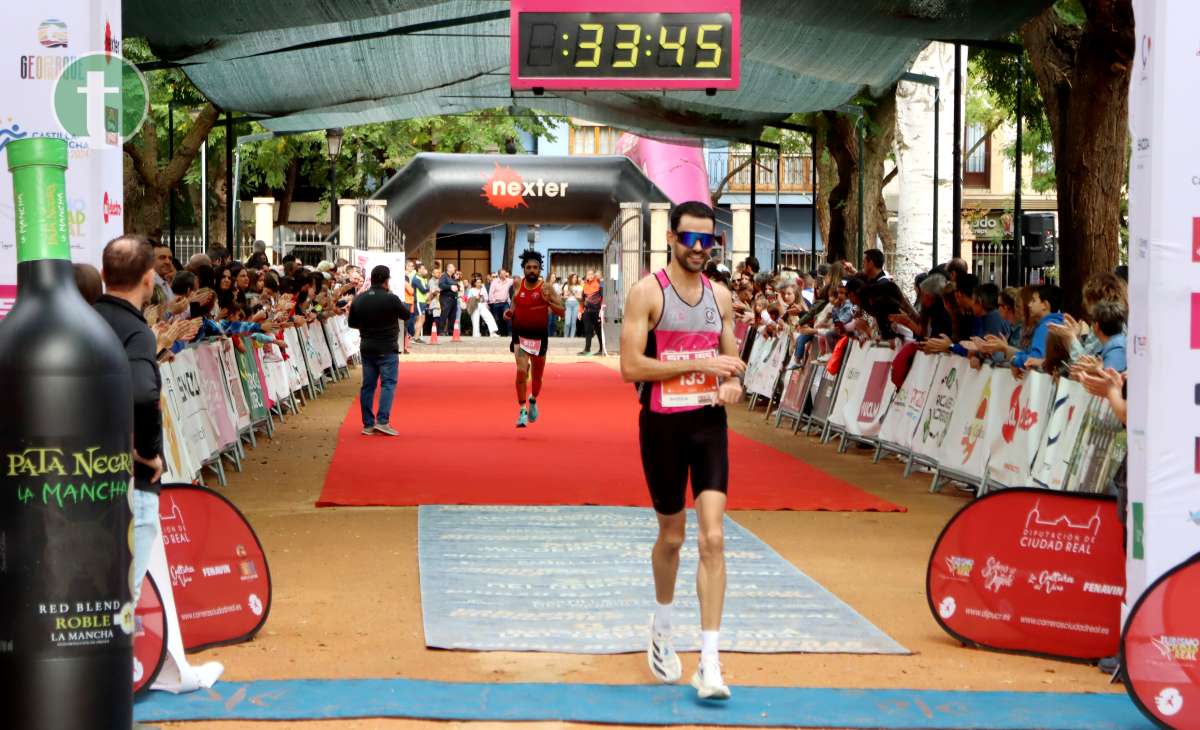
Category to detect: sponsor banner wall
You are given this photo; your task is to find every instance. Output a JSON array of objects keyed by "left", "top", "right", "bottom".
[
  {"left": 0, "top": 4, "right": 124, "bottom": 310},
  {"left": 828, "top": 341, "right": 869, "bottom": 429},
  {"left": 985, "top": 370, "right": 1054, "bottom": 488},
  {"left": 833, "top": 345, "right": 896, "bottom": 437},
  {"left": 928, "top": 489, "right": 1125, "bottom": 661},
  {"left": 744, "top": 330, "right": 791, "bottom": 399},
  {"left": 911, "top": 355, "right": 965, "bottom": 463},
  {"left": 1126, "top": 0, "right": 1200, "bottom": 607},
  {"left": 1031, "top": 379, "right": 1095, "bottom": 491},
  {"left": 933, "top": 363, "right": 992, "bottom": 481},
  {"left": 879, "top": 351, "right": 939, "bottom": 450}
]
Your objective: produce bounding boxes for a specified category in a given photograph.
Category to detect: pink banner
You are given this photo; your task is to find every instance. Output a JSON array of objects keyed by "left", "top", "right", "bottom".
[{"left": 194, "top": 344, "right": 237, "bottom": 449}]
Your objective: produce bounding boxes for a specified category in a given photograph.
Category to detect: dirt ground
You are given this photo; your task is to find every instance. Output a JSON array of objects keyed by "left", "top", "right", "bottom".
[{"left": 154, "top": 356, "right": 1121, "bottom": 730}]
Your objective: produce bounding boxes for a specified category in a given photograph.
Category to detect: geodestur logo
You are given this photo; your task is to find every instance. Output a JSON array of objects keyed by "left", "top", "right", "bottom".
[{"left": 52, "top": 52, "right": 149, "bottom": 149}]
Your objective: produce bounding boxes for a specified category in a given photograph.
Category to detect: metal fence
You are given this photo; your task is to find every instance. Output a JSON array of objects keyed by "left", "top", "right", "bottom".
[
  {"left": 967, "top": 239, "right": 1056, "bottom": 287},
  {"left": 775, "top": 250, "right": 898, "bottom": 277},
  {"left": 167, "top": 229, "right": 258, "bottom": 263}
]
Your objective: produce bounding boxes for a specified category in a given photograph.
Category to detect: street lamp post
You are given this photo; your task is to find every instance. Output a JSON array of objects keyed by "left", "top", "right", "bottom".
[{"left": 325, "top": 127, "right": 344, "bottom": 243}]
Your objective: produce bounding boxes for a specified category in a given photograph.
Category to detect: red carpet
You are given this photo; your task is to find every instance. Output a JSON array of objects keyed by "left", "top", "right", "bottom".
[{"left": 316, "top": 362, "right": 903, "bottom": 512}]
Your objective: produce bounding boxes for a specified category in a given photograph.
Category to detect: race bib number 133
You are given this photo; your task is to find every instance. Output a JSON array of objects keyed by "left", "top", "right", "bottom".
[{"left": 660, "top": 349, "right": 719, "bottom": 408}]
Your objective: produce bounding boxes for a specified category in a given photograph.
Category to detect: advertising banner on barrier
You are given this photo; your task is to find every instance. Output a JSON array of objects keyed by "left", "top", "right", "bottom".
[
  {"left": 810, "top": 366, "right": 840, "bottom": 426},
  {"left": 1031, "top": 379, "right": 1095, "bottom": 491},
  {"left": 927, "top": 489, "right": 1124, "bottom": 661},
  {"left": 195, "top": 344, "right": 237, "bottom": 450},
  {"left": 170, "top": 349, "right": 219, "bottom": 466},
  {"left": 159, "top": 484, "right": 272, "bottom": 652},
  {"left": 828, "top": 341, "right": 869, "bottom": 429},
  {"left": 845, "top": 347, "right": 896, "bottom": 437},
  {"left": 986, "top": 370, "right": 1054, "bottom": 488},
  {"left": 744, "top": 331, "right": 791, "bottom": 399},
  {"left": 159, "top": 363, "right": 198, "bottom": 483},
  {"left": 777, "top": 362, "right": 813, "bottom": 419},
  {"left": 879, "top": 351, "right": 939, "bottom": 451},
  {"left": 234, "top": 342, "right": 268, "bottom": 423},
  {"left": 133, "top": 575, "right": 167, "bottom": 695},
  {"left": 934, "top": 363, "right": 993, "bottom": 481},
  {"left": 911, "top": 356, "right": 966, "bottom": 463},
  {"left": 1122, "top": 552, "right": 1200, "bottom": 728},
  {"left": 218, "top": 339, "right": 252, "bottom": 431}
]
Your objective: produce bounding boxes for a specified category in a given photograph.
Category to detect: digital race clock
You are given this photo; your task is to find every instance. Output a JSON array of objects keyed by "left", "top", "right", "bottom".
[{"left": 510, "top": 0, "right": 741, "bottom": 91}]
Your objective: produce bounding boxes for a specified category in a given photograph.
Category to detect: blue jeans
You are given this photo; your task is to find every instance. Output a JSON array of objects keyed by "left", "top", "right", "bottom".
[
  {"left": 548, "top": 312, "right": 558, "bottom": 337},
  {"left": 130, "top": 488, "right": 160, "bottom": 606},
  {"left": 360, "top": 352, "right": 399, "bottom": 426},
  {"left": 564, "top": 299, "right": 579, "bottom": 337}
]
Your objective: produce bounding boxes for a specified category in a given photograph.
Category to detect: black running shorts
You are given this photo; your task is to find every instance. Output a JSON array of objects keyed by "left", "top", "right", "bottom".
[{"left": 638, "top": 405, "right": 729, "bottom": 515}]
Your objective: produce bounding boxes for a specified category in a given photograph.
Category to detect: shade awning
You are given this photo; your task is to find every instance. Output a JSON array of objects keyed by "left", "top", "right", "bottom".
[{"left": 126, "top": 0, "right": 1049, "bottom": 137}]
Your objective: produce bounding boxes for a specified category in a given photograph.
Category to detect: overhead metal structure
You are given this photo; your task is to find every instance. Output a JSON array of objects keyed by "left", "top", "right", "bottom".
[{"left": 126, "top": 0, "right": 1052, "bottom": 139}]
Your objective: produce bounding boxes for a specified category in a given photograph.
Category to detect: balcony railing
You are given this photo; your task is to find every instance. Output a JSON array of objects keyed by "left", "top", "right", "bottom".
[{"left": 708, "top": 151, "right": 813, "bottom": 195}]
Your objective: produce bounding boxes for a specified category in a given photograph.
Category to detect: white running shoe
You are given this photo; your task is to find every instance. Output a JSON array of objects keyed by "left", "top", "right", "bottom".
[
  {"left": 646, "top": 617, "right": 681, "bottom": 683},
  {"left": 373, "top": 424, "right": 399, "bottom": 436},
  {"left": 691, "top": 655, "right": 731, "bottom": 700}
]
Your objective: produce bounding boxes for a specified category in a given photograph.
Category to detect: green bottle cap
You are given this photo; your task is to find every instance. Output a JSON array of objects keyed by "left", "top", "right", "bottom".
[
  {"left": 7, "top": 137, "right": 71, "bottom": 263},
  {"left": 6, "top": 137, "right": 69, "bottom": 172}
]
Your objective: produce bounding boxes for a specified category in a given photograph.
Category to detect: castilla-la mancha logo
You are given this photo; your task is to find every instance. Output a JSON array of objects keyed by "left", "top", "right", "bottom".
[{"left": 481, "top": 164, "right": 569, "bottom": 212}]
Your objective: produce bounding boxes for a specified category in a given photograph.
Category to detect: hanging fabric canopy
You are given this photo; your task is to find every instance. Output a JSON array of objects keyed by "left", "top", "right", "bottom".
[{"left": 125, "top": 0, "right": 1049, "bottom": 136}]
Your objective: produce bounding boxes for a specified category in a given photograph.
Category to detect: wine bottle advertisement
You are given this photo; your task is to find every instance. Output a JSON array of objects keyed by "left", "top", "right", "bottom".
[{"left": 0, "top": 1, "right": 126, "bottom": 318}]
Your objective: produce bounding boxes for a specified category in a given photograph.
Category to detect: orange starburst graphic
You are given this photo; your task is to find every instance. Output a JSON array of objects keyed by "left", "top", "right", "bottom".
[{"left": 482, "top": 164, "right": 528, "bottom": 212}]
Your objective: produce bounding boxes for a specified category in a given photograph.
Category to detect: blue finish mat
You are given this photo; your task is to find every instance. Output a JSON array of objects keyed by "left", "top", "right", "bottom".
[
  {"left": 418, "top": 505, "right": 906, "bottom": 654},
  {"left": 133, "top": 678, "right": 1151, "bottom": 729}
]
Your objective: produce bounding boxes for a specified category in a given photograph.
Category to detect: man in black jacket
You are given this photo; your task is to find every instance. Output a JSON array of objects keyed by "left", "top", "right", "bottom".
[
  {"left": 348, "top": 265, "right": 410, "bottom": 436},
  {"left": 437, "top": 263, "right": 459, "bottom": 336},
  {"left": 93, "top": 234, "right": 162, "bottom": 609}
]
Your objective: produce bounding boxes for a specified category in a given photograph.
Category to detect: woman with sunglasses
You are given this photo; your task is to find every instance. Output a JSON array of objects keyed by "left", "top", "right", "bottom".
[{"left": 619, "top": 200, "right": 744, "bottom": 702}]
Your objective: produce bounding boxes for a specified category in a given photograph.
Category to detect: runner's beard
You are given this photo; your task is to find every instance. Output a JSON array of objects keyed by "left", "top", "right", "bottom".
[
  {"left": 677, "top": 247, "right": 705, "bottom": 273},
  {"left": 525, "top": 273, "right": 539, "bottom": 284}
]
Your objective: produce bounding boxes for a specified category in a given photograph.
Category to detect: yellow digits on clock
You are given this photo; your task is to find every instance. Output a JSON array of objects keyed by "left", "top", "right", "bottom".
[
  {"left": 659, "top": 25, "right": 687, "bottom": 66},
  {"left": 696, "top": 24, "right": 723, "bottom": 68},
  {"left": 613, "top": 23, "right": 641, "bottom": 68},
  {"left": 577, "top": 23, "right": 603, "bottom": 68}
]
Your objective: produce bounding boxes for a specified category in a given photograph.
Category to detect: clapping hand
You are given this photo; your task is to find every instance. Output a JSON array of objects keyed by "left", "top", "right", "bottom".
[
  {"left": 1077, "top": 367, "right": 1124, "bottom": 399},
  {"left": 920, "top": 334, "right": 953, "bottom": 354}
]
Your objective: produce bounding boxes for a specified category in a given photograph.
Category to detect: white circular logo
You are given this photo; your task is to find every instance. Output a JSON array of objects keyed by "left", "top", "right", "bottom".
[
  {"left": 938, "top": 596, "right": 957, "bottom": 619},
  {"left": 1155, "top": 687, "right": 1184, "bottom": 716},
  {"left": 248, "top": 593, "right": 264, "bottom": 617},
  {"left": 132, "top": 657, "right": 144, "bottom": 683}
]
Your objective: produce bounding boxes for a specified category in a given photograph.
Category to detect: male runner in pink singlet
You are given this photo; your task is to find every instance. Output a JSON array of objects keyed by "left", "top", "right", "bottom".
[{"left": 619, "top": 201, "right": 745, "bottom": 700}]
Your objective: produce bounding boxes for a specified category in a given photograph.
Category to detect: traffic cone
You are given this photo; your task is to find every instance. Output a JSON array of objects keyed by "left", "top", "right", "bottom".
[
  {"left": 430, "top": 322, "right": 439, "bottom": 344},
  {"left": 452, "top": 316, "right": 461, "bottom": 342}
]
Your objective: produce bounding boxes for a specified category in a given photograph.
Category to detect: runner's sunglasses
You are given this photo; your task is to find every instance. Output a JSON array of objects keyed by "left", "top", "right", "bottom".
[{"left": 674, "top": 231, "right": 717, "bottom": 249}]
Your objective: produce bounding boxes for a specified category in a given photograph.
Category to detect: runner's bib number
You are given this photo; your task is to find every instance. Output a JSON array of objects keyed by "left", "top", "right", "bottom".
[
  {"left": 519, "top": 336, "right": 542, "bottom": 356},
  {"left": 660, "top": 349, "right": 719, "bottom": 408}
]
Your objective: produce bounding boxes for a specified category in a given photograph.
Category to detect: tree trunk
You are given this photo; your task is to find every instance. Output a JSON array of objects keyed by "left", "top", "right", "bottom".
[
  {"left": 1021, "top": 0, "right": 1133, "bottom": 315},
  {"left": 815, "top": 86, "right": 898, "bottom": 265},
  {"left": 209, "top": 153, "right": 229, "bottom": 247},
  {"left": 123, "top": 103, "right": 220, "bottom": 240},
  {"left": 276, "top": 157, "right": 300, "bottom": 226},
  {"left": 502, "top": 223, "right": 518, "bottom": 273},
  {"left": 813, "top": 132, "right": 834, "bottom": 260}
]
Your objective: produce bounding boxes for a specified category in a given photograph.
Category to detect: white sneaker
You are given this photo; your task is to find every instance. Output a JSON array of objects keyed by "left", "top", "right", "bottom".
[
  {"left": 646, "top": 618, "right": 681, "bottom": 683},
  {"left": 361, "top": 426, "right": 375, "bottom": 435},
  {"left": 373, "top": 424, "right": 399, "bottom": 436},
  {"left": 691, "top": 655, "right": 731, "bottom": 700}
]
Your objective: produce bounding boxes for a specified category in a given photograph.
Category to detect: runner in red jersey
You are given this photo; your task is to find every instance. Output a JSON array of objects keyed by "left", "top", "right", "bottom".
[{"left": 504, "top": 249, "right": 565, "bottom": 428}]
